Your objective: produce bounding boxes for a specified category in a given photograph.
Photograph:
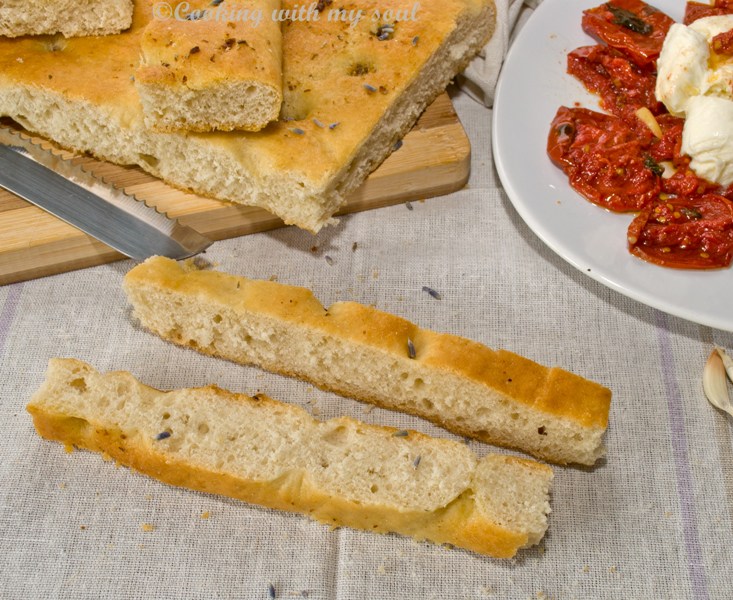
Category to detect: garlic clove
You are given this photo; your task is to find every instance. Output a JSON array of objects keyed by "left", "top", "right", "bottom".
[
  {"left": 703, "top": 348, "right": 733, "bottom": 417},
  {"left": 715, "top": 346, "right": 733, "bottom": 383},
  {"left": 659, "top": 160, "right": 676, "bottom": 179},
  {"left": 635, "top": 107, "right": 663, "bottom": 139}
]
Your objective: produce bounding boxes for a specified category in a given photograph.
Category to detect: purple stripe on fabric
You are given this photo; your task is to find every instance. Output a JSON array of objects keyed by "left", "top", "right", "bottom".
[
  {"left": 0, "top": 283, "right": 23, "bottom": 357},
  {"left": 656, "top": 312, "right": 709, "bottom": 600}
]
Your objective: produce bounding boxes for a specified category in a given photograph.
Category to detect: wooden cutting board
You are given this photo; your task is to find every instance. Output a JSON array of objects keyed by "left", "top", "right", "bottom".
[{"left": 0, "top": 93, "right": 469, "bottom": 285}]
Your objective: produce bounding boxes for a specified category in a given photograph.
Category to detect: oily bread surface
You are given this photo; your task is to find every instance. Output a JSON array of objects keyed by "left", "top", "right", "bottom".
[
  {"left": 136, "top": 0, "right": 283, "bottom": 131},
  {"left": 28, "top": 358, "right": 553, "bottom": 558},
  {"left": 0, "top": 0, "right": 495, "bottom": 230}
]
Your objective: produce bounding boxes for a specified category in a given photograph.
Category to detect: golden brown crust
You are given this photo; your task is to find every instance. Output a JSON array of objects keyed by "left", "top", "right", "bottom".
[
  {"left": 136, "top": 4, "right": 280, "bottom": 91},
  {"left": 128, "top": 257, "right": 611, "bottom": 428},
  {"left": 135, "top": 0, "right": 283, "bottom": 132},
  {"left": 30, "top": 406, "right": 529, "bottom": 557},
  {"left": 0, "top": 0, "right": 495, "bottom": 230},
  {"left": 123, "top": 258, "right": 611, "bottom": 465},
  {"left": 27, "top": 358, "right": 552, "bottom": 558}
]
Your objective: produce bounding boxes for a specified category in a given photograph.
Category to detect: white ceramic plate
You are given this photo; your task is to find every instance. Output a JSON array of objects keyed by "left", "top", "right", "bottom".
[{"left": 492, "top": 0, "right": 733, "bottom": 331}]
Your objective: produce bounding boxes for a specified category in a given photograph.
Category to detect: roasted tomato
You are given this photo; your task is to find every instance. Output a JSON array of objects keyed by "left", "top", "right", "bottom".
[
  {"left": 582, "top": 0, "right": 676, "bottom": 67},
  {"left": 662, "top": 162, "right": 723, "bottom": 197},
  {"left": 684, "top": 0, "right": 733, "bottom": 25},
  {"left": 567, "top": 45, "right": 663, "bottom": 123},
  {"left": 712, "top": 28, "right": 733, "bottom": 55},
  {"left": 548, "top": 106, "right": 660, "bottom": 212},
  {"left": 628, "top": 194, "right": 733, "bottom": 268},
  {"left": 645, "top": 114, "right": 685, "bottom": 163}
]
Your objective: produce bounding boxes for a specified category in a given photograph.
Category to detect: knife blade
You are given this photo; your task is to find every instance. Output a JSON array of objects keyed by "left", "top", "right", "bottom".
[{"left": 0, "top": 126, "right": 212, "bottom": 261}]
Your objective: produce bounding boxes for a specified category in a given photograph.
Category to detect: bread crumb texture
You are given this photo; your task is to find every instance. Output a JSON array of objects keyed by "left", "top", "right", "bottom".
[
  {"left": 123, "top": 257, "right": 612, "bottom": 465},
  {"left": 27, "top": 358, "right": 553, "bottom": 558},
  {"left": 0, "top": 0, "right": 133, "bottom": 37}
]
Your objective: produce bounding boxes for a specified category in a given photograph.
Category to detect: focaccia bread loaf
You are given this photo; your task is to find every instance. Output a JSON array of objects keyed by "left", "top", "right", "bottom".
[
  {"left": 27, "top": 358, "right": 554, "bottom": 558},
  {"left": 124, "top": 257, "right": 612, "bottom": 466},
  {"left": 0, "top": 0, "right": 133, "bottom": 38},
  {"left": 136, "top": 0, "right": 282, "bottom": 132},
  {"left": 0, "top": 0, "right": 495, "bottom": 231}
]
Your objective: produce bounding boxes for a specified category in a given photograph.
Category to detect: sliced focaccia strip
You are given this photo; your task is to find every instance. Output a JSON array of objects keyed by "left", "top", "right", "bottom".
[
  {"left": 135, "top": 0, "right": 282, "bottom": 132},
  {"left": 28, "top": 358, "right": 553, "bottom": 559},
  {"left": 124, "top": 257, "right": 612, "bottom": 466},
  {"left": 0, "top": 0, "right": 133, "bottom": 38}
]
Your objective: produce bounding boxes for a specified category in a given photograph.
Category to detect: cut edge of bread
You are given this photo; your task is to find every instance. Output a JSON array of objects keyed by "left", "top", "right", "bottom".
[
  {"left": 27, "top": 358, "right": 553, "bottom": 558},
  {"left": 0, "top": 0, "right": 133, "bottom": 38},
  {"left": 123, "top": 257, "right": 612, "bottom": 466},
  {"left": 135, "top": 78, "right": 282, "bottom": 132},
  {"left": 322, "top": 1, "right": 497, "bottom": 219}
]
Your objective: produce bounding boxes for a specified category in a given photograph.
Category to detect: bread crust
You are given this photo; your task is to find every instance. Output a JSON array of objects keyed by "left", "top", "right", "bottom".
[
  {"left": 0, "top": 0, "right": 495, "bottom": 231},
  {"left": 124, "top": 257, "right": 612, "bottom": 465},
  {"left": 28, "top": 358, "right": 553, "bottom": 558},
  {"left": 135, "top": 0, "right": 283, "bottom": 132}
]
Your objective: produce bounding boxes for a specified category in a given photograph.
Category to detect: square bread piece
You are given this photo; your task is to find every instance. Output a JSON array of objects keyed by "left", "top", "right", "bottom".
[
  {"left": 0, "top": 0, "right": 495, "bottom": 231},
  {"left": 136, "top": 0, "right": 282, "bottom": 132},
  {"left": 0, "top": 0, "right": 133, "bottom": 38}
]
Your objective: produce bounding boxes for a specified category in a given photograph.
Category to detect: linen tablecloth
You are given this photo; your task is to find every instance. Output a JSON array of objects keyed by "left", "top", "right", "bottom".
[{"left": 2, "top": 2, "right": 733, "bottom": 598}]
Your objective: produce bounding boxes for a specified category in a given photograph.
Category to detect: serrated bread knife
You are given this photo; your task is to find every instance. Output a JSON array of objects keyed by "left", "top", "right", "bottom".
[{"left": 0, "top": 127, "right": 212, "bottom": 261}]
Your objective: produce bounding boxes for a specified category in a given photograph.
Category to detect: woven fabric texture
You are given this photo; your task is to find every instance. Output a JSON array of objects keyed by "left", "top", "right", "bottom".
[{"left": 2, "top": 3, "right": 733, "bottom": 597}]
